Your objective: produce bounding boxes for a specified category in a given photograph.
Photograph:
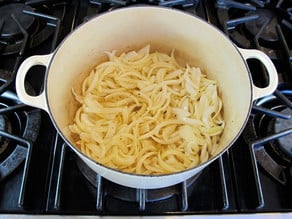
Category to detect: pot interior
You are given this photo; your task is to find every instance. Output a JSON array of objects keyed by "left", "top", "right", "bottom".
[{"left": 47, "top": 7, "right": 252, "bottom": 165}]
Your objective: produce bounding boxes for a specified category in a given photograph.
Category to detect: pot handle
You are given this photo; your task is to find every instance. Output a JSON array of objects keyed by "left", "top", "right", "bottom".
[
  {"left": 238, "top": 48, "right": 278, "bottom": 101},
  {"left": 16, "top": 54, "right": 53, "bottom": 112}
]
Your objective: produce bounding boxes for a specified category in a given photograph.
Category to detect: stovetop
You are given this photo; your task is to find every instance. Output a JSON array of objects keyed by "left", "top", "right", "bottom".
[{"left": 0, "top": 0, "right": 291, "bottom": 217}]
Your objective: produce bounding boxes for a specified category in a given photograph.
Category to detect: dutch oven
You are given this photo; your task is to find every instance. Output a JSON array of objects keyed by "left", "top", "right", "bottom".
[{"left": 16, "top": 6, "right": 278, "bottom": 189}]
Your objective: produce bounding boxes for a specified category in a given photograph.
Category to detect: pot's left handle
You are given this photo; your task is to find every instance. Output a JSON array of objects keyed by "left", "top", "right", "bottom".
[
  {"left": 238, "top": 48, "right": 278, "bottom": 101},
  {"left": 16, "top": 54, "right": 53, "bottom": 113}
]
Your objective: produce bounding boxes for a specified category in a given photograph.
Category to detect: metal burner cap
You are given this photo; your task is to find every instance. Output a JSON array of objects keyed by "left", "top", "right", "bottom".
[{"left": 0, "top": 3, "right": 35, "bottom": 39}]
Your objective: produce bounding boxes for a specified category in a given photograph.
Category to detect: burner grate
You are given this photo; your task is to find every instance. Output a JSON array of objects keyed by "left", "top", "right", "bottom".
[
  {"left": 0, "top": 91, "right": 41, "bottom": 208},
  {"left": 0, "top": 1, "right": 65, "bottom": 55},
  {"left": 241, "top": 83, "right": 292, "bottom": 211},
  {"left": 46, "top": 136, "right": 236, "bottom": 214}
]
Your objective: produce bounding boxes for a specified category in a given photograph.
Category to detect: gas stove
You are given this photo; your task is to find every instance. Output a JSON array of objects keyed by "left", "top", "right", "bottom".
[{"left": 0, "top": 0, "right": 291, "bottom": 218}]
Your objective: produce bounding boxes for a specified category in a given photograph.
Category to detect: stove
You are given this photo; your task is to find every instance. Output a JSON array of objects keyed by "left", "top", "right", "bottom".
[{"left": 0, "top": 0, "right": 291, "bottom": 218}]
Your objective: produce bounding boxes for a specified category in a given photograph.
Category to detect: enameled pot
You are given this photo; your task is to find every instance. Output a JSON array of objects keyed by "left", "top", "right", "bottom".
[{"left": 16, "top": 6, "right": 278, "bottom": 189}]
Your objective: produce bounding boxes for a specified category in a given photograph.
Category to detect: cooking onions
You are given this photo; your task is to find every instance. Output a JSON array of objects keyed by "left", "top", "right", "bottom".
[{"left": 69, "top": 45, "right": 225, "bottom": 174}]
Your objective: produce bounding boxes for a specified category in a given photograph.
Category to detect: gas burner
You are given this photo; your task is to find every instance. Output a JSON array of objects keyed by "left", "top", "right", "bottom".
[
  {"left": 274, "top": 108, "right": 292, "bottom": 158},
  {"left": 0, "top": 1, "right": 66, "bottom": 55},
  {"left": 244, "top": 9, "right": 279, "bottom": 44},
  {"left": 0, "top": 69, "right": 41, "bottom": 181},
  {"left": 215, "top": 0, "right": 292, "bottom": 52},
  {"left": 252, "top": 86, "right": 292, "bottom": 165},
  {"left": 75, "top": 154, "right": 200, "bottom": 209},
  {"left": 0, "top": 4, "right": 36, "bottom": 40},
  {"left": 244, "top": 84, "right": 292, "bottom": 184}
]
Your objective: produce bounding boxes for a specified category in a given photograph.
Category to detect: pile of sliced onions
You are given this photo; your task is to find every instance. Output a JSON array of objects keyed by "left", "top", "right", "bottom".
[{"left": 69, "top": 45, "right": 225, "bottom": 174}]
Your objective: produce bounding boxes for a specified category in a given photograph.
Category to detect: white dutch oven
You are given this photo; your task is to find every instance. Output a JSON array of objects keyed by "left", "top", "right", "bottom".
[{"left": 16, "top": 6, "right": 278, "bottom": 189}]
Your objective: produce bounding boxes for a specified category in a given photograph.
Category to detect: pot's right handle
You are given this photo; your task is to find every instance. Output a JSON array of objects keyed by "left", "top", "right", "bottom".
[
  {"left": 16, "top": 54, "right": 53, "bottom": 113},
  {"left": 238, "top": 48, "right": 278, "bottom": 101}
]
